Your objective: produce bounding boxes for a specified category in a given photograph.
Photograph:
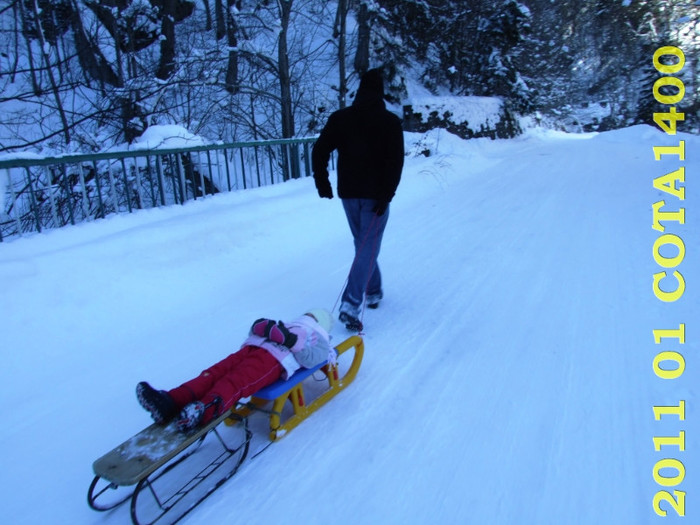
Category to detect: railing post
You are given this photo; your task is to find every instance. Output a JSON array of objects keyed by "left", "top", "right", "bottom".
[
  {"left": 239, "top": 148, "right": 247, "bottom": 190},
  {"left": 267, "top": 146, "right": 275, "bottom": 185},
  {"left": 77, "top": 163, "right": 90, "bottom": 221},
  {"left": 303, "top": 142, "right": 311, "bottom": 178},
  {"left": 106, "top": 160, "right": 119, "bottom": 214},
  {"left": 6, "top": 168, "right": 24, "bottom": 238},
  {"left": 120, "top": 159, "right": 132, "bottom": 213},
  {"left": 60, "top": 164, "right": 76, "bottom": 226},
  {"left": 43, "top": 166, "right": 59, "bottom": 228},
  {"left": 175, "top": 153, "right": 186, "bottom": 204},
  {"left": 281, "top": 143, "right": 290, "bottom": 181},
  {"left": 92, "top": 160, "right": 105, "bottom": 219},
  {"left": 290, "top": 142, "right": 301, "bottom": 179},
  {"left": 224, "top": 148, "right": 232, "bottom": 191},
  {"left": 254, "top": 146, "right": 261, "bottom": 187},
  {"left": 205, "top": 150, "right": 215, "bottom": 194},
  {"left": 154, "top": 154, "right": 167, "bottom": 206},
  {"left": 143, "top": 155, "right": 156, "bottom": 207},
  {"left": 131, "top": 157, "right": 145, "bottom": 209},
  {"left": 25, "top": 167, "right": 43, "bottom": 233}
]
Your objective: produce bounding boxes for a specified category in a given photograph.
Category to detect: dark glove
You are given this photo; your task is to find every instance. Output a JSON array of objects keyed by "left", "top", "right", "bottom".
[
  {"left": 372, "top": 200, "right": 389, "bottom": 216},
  {"left": 251, "top": 318, "right": 297, "bottom": 348},
  {"left": 273, "top": 321, "right": 298, "bottom": 349},
  {"left": 314, "top": 174, "right": 333, "bottom": 199},
  {"left": 252, "top": 318, "right": 274, "bottom": 337}
]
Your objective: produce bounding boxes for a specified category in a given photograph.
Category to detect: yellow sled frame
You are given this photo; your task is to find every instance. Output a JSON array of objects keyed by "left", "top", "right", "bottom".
[{"left": 226, "top": 335, "right": 364, "bottom": 441}]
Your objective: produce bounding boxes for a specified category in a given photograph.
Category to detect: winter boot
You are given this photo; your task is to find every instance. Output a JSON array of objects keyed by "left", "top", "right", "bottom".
[
  {"left": 339, "top": 311, "right": 363, "bottom": 332},
  {"left": 175, "top": 401, "right": 206, "bottom": 432},
  {"left": 366, "top": 291, "right": 383, "bottom": 309},
  {"left": 176, "top": 397, "right": 222, "bottom": 432},
  {"left": 136, "top": 382, "right": 178, "bottom": 425}
]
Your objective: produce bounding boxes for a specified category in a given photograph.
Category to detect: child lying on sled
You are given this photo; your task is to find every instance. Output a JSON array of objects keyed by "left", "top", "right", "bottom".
[{"left": 136, "top": 309, "right": 335, "bottom": 432}]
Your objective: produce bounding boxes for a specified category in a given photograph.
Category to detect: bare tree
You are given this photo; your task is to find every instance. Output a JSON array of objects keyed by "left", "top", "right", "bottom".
[
  {"left": 353, "top": 0, "right": 371, "bottom": 75},
  {"left": 225, "top": 0, "right": 242, "bottom": 94},
  {"left": 156, "top": 0, "right": 177, "bottom": 80},
  {"left": 278, "top": 0, "right": 294, "bottom": 139},
  {"left": 334, "top": 0, "right": 349, "bottom": 108},
  {"left": 29, "top": 0, "right": 71, "bottom": 144},
  {"left": 215, "top": 0, "right": 226, "bottom": 39}
]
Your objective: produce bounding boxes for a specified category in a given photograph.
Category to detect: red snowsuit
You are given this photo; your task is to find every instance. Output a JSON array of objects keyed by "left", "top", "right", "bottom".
[
  {"left": 167, "top": 345, "right": 282, "bottom": 424},
  {"left": 165, "top": 314, "right": 332, "bottom": 425}
]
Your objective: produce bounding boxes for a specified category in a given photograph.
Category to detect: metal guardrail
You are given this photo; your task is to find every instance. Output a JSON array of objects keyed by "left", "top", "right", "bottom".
[{"left": 0, "top": 137, "right": 319, "bottom": 242}]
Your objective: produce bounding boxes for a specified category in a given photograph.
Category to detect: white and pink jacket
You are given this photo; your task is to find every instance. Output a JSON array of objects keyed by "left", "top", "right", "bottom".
[{"left": 239, "top": 315, "right": 333, "bottom": 379}]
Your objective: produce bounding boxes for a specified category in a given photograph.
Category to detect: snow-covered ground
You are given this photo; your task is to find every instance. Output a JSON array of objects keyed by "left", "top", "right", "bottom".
[{"left": 0, "top": 125, "right": 697, "bottom": 524}]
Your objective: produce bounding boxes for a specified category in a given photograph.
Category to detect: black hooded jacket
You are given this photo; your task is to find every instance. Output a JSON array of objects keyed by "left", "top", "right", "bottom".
[{"left": 312, "top": 69, "right": 404, "bottom": 203}]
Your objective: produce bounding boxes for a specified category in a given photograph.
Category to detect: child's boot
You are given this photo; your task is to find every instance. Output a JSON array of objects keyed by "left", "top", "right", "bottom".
[{"left": 136, "top": 382, "right": 178, "bottom": 425}]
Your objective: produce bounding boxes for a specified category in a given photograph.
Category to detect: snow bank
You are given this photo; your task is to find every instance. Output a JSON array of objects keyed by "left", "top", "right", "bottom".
[
  {"left": 407, "top": 95, "right": 503, "bottom": 130},
  {"left": 127, "top": 125, "right": 211, "bottom": 151},
  {"left": 0, "top": 151, "right": 45, "bottom": 162},
  {"left": 403, "top": 95, "right": 520, "bottom": 139}
]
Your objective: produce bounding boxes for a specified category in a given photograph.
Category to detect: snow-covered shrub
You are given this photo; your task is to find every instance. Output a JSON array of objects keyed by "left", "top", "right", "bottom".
[{"left": 403, "top": 96, "right": 521, "bottom": 139}]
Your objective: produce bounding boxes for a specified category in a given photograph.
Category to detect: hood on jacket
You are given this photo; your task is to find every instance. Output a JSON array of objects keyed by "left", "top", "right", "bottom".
[{"left": 353, "top": 68, "right": 385, "bottom": 107}]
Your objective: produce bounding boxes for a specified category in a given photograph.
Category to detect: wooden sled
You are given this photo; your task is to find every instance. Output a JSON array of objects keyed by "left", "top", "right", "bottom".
[{"left": 87, "top": 335, "right": 363, "bottom": 524}]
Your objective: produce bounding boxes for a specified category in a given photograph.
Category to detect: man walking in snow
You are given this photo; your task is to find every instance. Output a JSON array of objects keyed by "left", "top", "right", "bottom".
[{"left": 312, "top": 68, "right": 404, "bottom": 331}]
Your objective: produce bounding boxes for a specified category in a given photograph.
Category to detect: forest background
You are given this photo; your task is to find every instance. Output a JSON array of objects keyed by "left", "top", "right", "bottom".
[{"left": 0, "top": 0, "right": 698, "bottom": 155}]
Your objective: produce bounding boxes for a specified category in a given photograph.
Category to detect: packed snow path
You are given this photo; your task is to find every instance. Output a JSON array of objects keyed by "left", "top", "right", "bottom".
[{"left": 0, "top": 126, "right": 697, "bottom": 524}]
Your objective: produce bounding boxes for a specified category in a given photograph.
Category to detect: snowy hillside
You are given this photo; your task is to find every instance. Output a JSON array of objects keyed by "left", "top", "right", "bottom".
[{"left": 0, "top": 126, "right": 697, "bottom": 524}]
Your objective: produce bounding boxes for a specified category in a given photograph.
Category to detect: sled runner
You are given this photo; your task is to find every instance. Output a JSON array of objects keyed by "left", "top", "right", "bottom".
[{"left": 87, "top": 335, "right": 364, "bottom": 525}]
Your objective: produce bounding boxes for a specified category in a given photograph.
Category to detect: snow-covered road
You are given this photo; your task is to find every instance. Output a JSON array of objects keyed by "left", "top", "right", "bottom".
[{"left": 0, "top": 126, "right": 697, "bottom": 524}]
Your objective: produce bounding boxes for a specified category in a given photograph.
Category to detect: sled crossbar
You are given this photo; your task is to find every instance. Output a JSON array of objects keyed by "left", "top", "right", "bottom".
[{"left": 255, "top": 360, "right": 327, "bottom": 400}]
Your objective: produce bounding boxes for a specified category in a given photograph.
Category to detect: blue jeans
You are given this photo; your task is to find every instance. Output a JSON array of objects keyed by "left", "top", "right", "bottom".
[{"left": 340, "top": 198, "right": 390, "bottom": 317}]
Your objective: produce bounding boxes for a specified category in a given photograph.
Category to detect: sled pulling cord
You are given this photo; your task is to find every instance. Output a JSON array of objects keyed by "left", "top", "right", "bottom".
[{"left": 87, "top": 335, "right": 364, "bottom": 525}]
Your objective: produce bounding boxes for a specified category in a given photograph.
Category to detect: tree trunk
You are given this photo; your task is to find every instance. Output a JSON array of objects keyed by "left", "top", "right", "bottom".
[
  {"left": 10, "top": 1, "right": 21, "bottom": 83},
  {"left": 202, "top": 0, "right": 213, "bottom": 31},
  {"left": 18, "top": 0, "right": 41, "bottom": 95},
  {"left": 353, "top": 0, "right": 370, "bottom": 75},
  {"left": 225, "top": 0, "right": 240, "bottom": 93},
  {"left": 68, "top": 0, "right": 120, "bottom": 88},
  {"left": 215, "top": 0, "right": 226, "bottom": 40},
  {"left": 278, "top": 0, "right": 299, "bottom": 180},
  {"left": 156, "top": 0, "right": 177, "bottom": 80},
  {"left": 278, "top": 0, "right": 294, "bottom": 139},
  {"left": 335, "top": 0, "right": 348, "bottom": 108},
  {"left": 31, "top": 0, "right": 71, "bottom": 144}
]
